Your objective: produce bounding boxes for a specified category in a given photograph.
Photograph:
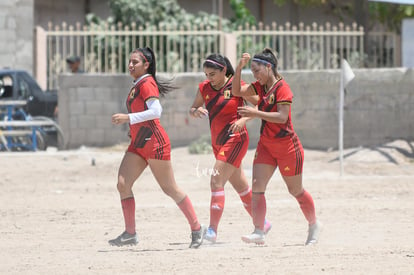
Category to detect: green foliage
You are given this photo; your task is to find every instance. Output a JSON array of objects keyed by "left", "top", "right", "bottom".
[
  {"left": 91, "top": 0, "right": 232, "bottom": 31},
  {"left": 84, "top": 0, "right": 236, "bottom": 73},
  {"left": 188, "top": 135, "right": 212, "bottom": 155},
  {"left": 369, "top": 2, "right": 414, "bottom": 33},
  {"left": 274, "top": 0, "right": 327, "bottom": 6},
  {"left": 109, "top": 0, "right": 192, "bottom": 27},
  {"left": 273, "top": 0, "right": 414, "bottom": 33},
  {"left": 229, "top": 0, "right": 256, "bottom": 27}
]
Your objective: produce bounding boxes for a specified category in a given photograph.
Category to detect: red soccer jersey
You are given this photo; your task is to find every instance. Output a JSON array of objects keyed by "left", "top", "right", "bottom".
[
  {"left": 126, "top": 76, "right": 169, "bottom": 151},
  {"left": 251, "top": 78, "right": 295, "bottom": 139},
  {"left": 199, "top": 77, "right": 247, "bottom": 146}
]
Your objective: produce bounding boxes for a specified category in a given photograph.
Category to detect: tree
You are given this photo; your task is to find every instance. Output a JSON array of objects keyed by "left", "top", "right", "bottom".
[
  {"left": 369, "top": 1, "right": 414, "bottom": 33},
  {"left": 229, "top": 0, "right": 256, "bottom": 27},
  {"left": 85, "top": 0, "right": 255, "bottom": 73},
  {"left": 273, "top": 0, "right": 414, "bottom": 33}
]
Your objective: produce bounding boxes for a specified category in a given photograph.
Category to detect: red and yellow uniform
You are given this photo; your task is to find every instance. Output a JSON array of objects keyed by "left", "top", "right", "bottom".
[
  {"left": 251, "top": 78, "right": 304, "bottom": 176},
  {"left": 199, "top": 77, "right": 248, "bottom": 168},
  {"left": 126, "top": 76, "right": 171, "bottom": 160}
]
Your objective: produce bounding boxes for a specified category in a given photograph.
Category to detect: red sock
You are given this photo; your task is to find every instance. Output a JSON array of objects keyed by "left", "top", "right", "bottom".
[
  {"left": 295, "top": 190, "right": 316, "bottom": 225},
  {"left": 209, "top": 188, "right": 225, "bottom": 232},
  {"left": 238, "top": 186, "right": 252, "bottom": 217},
  {"left": 252, "top": 192, "right": 266, "bottom": 231},
  {"left": 177, "top": 195, "right": 200, "bottom": 231},
  {"left": 121, "top": 197, "right": 135, "bottom": 234}
]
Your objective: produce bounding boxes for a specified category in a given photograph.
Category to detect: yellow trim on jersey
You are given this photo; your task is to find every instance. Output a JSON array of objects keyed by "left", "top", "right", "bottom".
[
  {"left": 145, "top": 96, "right": 159, "bottom": 102},
  {"left": 277, "top": 101, "right": 292, "bottom": 105}
]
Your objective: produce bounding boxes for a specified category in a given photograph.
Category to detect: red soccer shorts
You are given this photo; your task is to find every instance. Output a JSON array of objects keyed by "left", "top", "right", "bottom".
[
  {"left": 212, "top": 134, "right": 249, "bottom": 168},
  {"left": 253, "top": 134, "right": 304, "bottom": 176},
  {"left": 127, "top": 136, "right": 171, "bottom": 161}
]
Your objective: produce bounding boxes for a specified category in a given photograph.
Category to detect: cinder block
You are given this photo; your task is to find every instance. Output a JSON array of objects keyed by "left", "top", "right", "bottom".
[
  {"left": 68, "top": 129, "right": 87, "bottom": 148},
  {"left": 96, "top": 116, "right": 112, "bottom": 129},
  {"left": 84, "top": 101, "right": 104, "bottom": 115},
  {"left": 84, "top": 129, "right": 105, "bottom": 145},
  {"left": 76, "top": 88, "right": 95, "bottom": 101},
  {"left": 77, "top": 115, "right": 96, "bottom": 129},
  {"left": 69, "top": 101, "right": 85, "bottom": 115}
]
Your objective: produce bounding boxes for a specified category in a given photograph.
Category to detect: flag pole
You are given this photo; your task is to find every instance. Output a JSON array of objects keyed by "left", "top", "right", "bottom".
[{"left": 339, "top": 59, "right": 345, "bottom": 176}]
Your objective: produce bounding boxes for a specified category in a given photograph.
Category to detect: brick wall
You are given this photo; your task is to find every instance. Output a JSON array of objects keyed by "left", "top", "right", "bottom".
[{"left": 58, "top": 69, "right": 414, "bottom": 150}]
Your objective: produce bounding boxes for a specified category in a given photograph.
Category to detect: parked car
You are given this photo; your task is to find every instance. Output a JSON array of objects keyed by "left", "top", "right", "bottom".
[
  {"left": 0, "top": 69, "right": 57, "bottom": 118},
  {"left": 0, "top": 69, "right": 62, "bottom": 151}
]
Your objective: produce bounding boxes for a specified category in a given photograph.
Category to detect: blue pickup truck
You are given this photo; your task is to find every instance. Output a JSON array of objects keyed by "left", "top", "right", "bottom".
[{"left": 0, "top": 69, "right": 57, "bottom": 118}]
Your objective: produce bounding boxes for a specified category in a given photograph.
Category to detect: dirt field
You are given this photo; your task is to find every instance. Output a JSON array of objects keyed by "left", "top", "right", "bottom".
[{"left": 1, "top": 140, "right": 413, "bottom": 274}]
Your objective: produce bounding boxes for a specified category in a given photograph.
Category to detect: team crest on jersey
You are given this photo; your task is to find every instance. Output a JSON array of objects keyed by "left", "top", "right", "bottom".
[
  {"left": 129, "top": 87, "right": 135, "bottom": 99},
  {"left": 223, "top": 89, "right": 231, "bottom": 99},
  {"left": 268, "top": 94, "right": 275, "bottom": 104}
]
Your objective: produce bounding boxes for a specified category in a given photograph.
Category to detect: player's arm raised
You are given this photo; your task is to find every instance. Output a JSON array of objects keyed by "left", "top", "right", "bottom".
[{"left": 232, "top": 53, "right": 256, "bottom": 100}]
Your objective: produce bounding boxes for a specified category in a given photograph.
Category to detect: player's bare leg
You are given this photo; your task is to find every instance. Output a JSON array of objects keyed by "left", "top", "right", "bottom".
[
  {"left": 148, "top": 159, "right": 205, "bottom": 248},
  {"left": 241, "top": 164, "right": 275, "bottom": 245},
  {"left": 229, "top": 167, "right": 272, "bottom": 234},
  {"left": 282, "top": 174, "right": 322, "bottom": 245},
  {"left": 109, "top": 152, "right": 147, "bottom": 246},
  {"left": 204, "top": 160, "right": 237, "bottom": 243}
]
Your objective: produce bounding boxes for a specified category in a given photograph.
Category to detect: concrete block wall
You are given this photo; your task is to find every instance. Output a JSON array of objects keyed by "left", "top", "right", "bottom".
[
  {"left": 58, "top": 69, "right": 414, "bottom": 150},
  {"left": 58, "top": 74, "right": 132, "bottom": 148},
  {"left": 0, "top": 0, "right": 34, "bottom": 73}
]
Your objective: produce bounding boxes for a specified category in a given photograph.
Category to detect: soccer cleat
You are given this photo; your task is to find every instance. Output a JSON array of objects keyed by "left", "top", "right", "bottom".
[
  {"left": 108, "top": 231, "right": 138, "bottom": 247},
  {"left": 189, "top": 225, "right": 206, "bottom": 249},
  {"left": 264, "top": 219, "right": 272, "bottom": 235},
  {"left": 305, "top": 220, "right": 322, "bottom": 245},
  {"left": 203, "top": 227, "right": 217, "bottom": 243},
  {"left": 241, "top": 229, "right": 265, "bottom": 245}
]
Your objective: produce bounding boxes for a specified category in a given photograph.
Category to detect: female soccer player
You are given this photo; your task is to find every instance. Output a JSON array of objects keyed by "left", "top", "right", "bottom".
[
  {"left": 189, "top": 54, "right": 271, "bottom": 243},
  {"left": 232, "top": 48, "right": 322, "bottom": 245},
  {"left": 109, "top": 47, "right": 205, "bottom": 248}
]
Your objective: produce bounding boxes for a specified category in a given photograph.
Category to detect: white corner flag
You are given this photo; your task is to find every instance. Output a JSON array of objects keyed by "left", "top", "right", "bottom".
[
  {"left": 342, "top": 59, "right": 355, "bottom": 87},
  {"left": 339, "top": 59, "right": 355, "bottom": 176}
]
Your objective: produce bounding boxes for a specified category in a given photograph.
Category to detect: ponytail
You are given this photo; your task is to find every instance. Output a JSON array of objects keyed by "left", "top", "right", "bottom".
[
  {"left": 223, "top": 56, "right": 235, "bottom": 77},
  {"left": 133, "top": 47, "right": 176, "bottom": 96}
]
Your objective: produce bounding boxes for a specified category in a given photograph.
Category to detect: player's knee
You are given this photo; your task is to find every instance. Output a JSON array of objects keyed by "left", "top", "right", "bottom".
[
  {"left": 116, "top": 178, "right": 128, "bottom": 194},
  {"left": 287, "top": 185, "right": 303, "bottom": 197},
  {"left": 251, "top": 178, "right": 267, "bottom": 192},
  {"left": 211, "top": 171, "right": 228, "bottom": 187},
  {"left": 210, "top": 178, "right": 224, "bottom": 190},
  {"left": 160, "top": 184, "right": 175, "bottom": 197}
]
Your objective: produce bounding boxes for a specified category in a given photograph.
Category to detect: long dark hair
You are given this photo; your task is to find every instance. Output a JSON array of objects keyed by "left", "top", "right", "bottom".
[
  {"left": 253, "top": 48, "right": 282, "bottom": 79},
  {"left": 203, "top": 53, "right": 235, "bottom": 77},
  {"left": 133, "top": 47, "right": 175, "bottom": 96}
]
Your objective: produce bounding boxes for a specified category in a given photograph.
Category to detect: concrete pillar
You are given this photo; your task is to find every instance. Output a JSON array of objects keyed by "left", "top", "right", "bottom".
[
  {"left": 35, "top": 26, "right": 47, "bottom": 90},
  {"left": 0, "top": 0, "right": 34, "bottom": 74},
  {"left": 402, "top": 19, "right": 414, "bottom": 68},
  {"left": 223, "top": 33, "right": 237, "bottom": 68}
]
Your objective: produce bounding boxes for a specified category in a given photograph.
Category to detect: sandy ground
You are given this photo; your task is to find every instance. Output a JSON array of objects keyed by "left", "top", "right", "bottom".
[{"left": 0, "top": 139, "right": 413, "bottom": 275}]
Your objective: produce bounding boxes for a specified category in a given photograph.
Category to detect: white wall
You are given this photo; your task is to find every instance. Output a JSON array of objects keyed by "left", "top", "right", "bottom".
[{"left": 0, "top": 0, "right": 34, "bottom": 73}]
